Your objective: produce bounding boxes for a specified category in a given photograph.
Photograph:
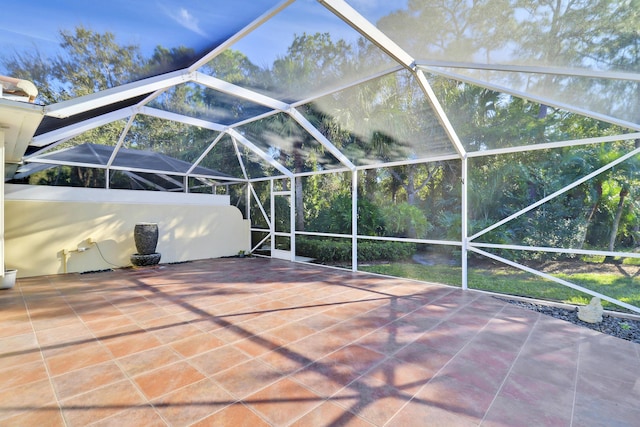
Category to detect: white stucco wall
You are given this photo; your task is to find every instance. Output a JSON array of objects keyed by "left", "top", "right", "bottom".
[{"left": 4, "top": 184, "right": 250, "bottom": 277}]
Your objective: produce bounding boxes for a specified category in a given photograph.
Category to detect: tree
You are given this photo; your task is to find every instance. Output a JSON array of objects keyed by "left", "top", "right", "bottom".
[{"left": 52, "top": 25, "right": 143, "bottom": 100}]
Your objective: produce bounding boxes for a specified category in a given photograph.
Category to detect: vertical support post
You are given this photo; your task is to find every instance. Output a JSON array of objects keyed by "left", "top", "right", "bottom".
[
  {"left": 245, "top": 182, "right": 251, "bottom": 220},
  {"left": 184, "top": 176, "right": 189, "bottom": 193},
  {"left": 352, "top": 169, "right": 358, "bottom": 272},
  {"left": 270, "top": 179, "right": 275, "bottom": 255},
  {"left": 0, "top": 130, "right": 4, "bottom": 276},
  {"left": 461, "top": 156, "right": 469, "bottom": 290},
  {"left": 290, "top": 177, "right": 296, "bottom": 262},
  {"left": 105, "top": 169, "right": 110, "bottom": 189}
]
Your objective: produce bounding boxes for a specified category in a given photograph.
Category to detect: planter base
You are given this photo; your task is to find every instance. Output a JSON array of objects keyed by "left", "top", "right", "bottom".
[
  {"left": 1, "top": 270, "right": 17, "bottom": 290},
  {"left": 130, "top": 253, "right": 161, "bottom": 267}
]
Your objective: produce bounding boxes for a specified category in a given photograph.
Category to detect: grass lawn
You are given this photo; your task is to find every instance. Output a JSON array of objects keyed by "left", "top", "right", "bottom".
[{"left": 359, "top": 262, "right": 640, "bottom": 312}]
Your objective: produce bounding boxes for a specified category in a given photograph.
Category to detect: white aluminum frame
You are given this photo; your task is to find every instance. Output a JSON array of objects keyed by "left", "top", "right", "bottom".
[{"left": 20, "top": 0, "right": 640, "bottom": 314}]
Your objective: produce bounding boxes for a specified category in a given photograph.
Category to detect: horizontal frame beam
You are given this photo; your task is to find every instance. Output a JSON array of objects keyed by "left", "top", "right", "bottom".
[
  {"left": 31, "top": 108, "right": 135, "bottom": 147},
  {"left": 422, "top": 66, "right": 640, "bottom": 131},
  {"left": 415, "top": 59, "right": 640, "bottom": 82},
  {"left": 470, "top": 246, "right": 640, "bottom": 314},
  {"left": 44, "top": 70, "right": 191, "bottom": 118}
]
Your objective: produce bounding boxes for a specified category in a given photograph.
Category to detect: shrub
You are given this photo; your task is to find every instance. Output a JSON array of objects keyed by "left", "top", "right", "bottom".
[
  {"left": 297, "top": 237, "right": 416, "bottom": 263},
  {"left": 380, "top": 202, "right": 430, "bottom": 238},
  {"left": 310, "top": 195, "right": 385, "bottom": 235}
]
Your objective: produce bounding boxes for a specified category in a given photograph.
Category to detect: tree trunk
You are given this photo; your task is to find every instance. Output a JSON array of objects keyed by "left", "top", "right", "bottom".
[
  {"left": 295, "top": 176, "right": 304, "bottom": 231},
  {"left": 294, "top": 140, "right": 305, "bottom": 231},
  {"left": 363, "top": 169, "right": 377, "bottom": 201},
  {"left": 579, "top": 180, "right": 602, "bottom": 249},
  {"left": 406, "top": 167, "right": 416, "bottom": 206},
  {"left": 605, "top": 186, "right": 629, "bottom": 263}
]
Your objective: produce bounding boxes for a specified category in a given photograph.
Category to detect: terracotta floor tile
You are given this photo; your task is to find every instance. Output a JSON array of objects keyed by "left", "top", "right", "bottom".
[
  {"left": 331, "top": 375, "right": 410, "bottom": 426},
  {"left": 579, "top": 335, "right": 640, "bottom": 378},
  {"left": 133, "top": 361, "right": 206, "bottom": 400},
  {"left": 88, "top": 404, "right": 166, "bottom": 427},
  {"left": 509, "top": 356, "right": 577, "bottom": 388},
  {"left": 117, "top": 345, "right": 183, "bottom": 377},
  {"left": 258, "top": 346, "right": 312, "bottom": 375},
  {"left": 456, "top": 341, "right": 519, "bottom": 372},
  {"left": 76, "top": 306, "right": 124, "bottom": 323},
  {"left": 52, "top": 361, "right": 127, "bottom": 400},
  {"left": 413, "top": 375, "right": 496, "bottom": 424},
  {"left": 295, "top": 312, "right": 340, "bottom": 332},
  {"left": 0, "top": 319, "right": 33, "bottom": 339},
  {"left": 152, "top": 378, "right": 236, "bottom": 426},
  {"left": 498, "top": 371, "right": 575, "bottom": 414},
  {"left": 125, "top": 307, "right": 172, "bottom": 327},
  {"left": 323, "top": 345, "right": 386, "bottom": 374},
  {"left": 60, "top": 380, "right": 146, "bottom": 427},
  {"left": 0, "top": 378, "right": 58, "bottom": 421},
  {"left": 212, "top": 359, "right": 281, "bottom": 399},
  {"left": 149, "top": 317, "right": 203, "bottom": 344},
  {"left": 355, "top": 329, "right": 416, "bottom": 356},
  {"left": 1, "top": 259, "right": 638, "bottom": 426},
  {"left": 38, "top": 332, "right": 100, "bottom": 359},
  {"left": 439, "top": 357, "right": 509, "bottom": 394},
  {"left": 482, "top": 394, "right": 572, "bottom": 427},
  {"left": 35, "top": 318, "right": 91, "bottom": 341},
  {"left": 236, "top": 312, "right": 291, "bottom": 334},
  {"left": 189, "top": 345, "right": 252, "bottom": 377},
  {"left": 0, "top": 333, "right": 40, "bottom": 359},
  {"left": 1, "top": 407, "right": 66, "bottom": 427},
  {"left": 386, "top": 399, "right": 479, "bottom": 427},
  {"left": 205, "top": 323, "right": 253, "bottom": 343},
  {"left": 290, "top": 400, "right": 375, "bottom": 427},
  {"left": 102, "top": 330, "right": 163, "bottom": 358},
  {"left": 292, "top": 361, "right": 363, "bottom": 398},
  {"left": 572, "top": 393, "right": 640, "bottom": 427},
  {"left": 170, "top": 333, "right": 226, "bottom": 357},
  {"left": 0, "top": 360, "right": 49, "bottom": 390},
  {"left": 232, "top": 334, "right": 282, "bottom": 357},
  {"left": 413, "top": 329, "right": 473, "bottom": 355},
  {"left": 85, "top": 314, "right": 135, "bottom": 335},
  {"left": 289, "top": 330, "right": 353, "bottom": 357},
  {"left": 191, "top": 402, "right": 270, "bottom": 427},
  {"left": 576, "top": 369, "right": 640, "bottom": 411},
  {"left": 262, "top": 323, "right": 317, "bottom": 347},
  {"left": 244, "top": 378, "right": 324, "bottom": 426},
  {"left": 117, "top": 300, "right": 160, "bottom": 316},
  {"left": 0, "top": 344, "right": 42, "bottom": 370},
  {"left": 358, "top": 357, "right": 435, "bottom": 396},
  {"left": 45, "top": 341, "right": 113, "bottom": 376}
]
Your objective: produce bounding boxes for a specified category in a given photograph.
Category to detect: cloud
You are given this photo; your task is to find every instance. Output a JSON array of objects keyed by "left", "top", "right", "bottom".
[
  {"left": 345, "top": 0, "right": 406, "bottom": 21},
  {"left": 167, "top": 6, "right": 209, "bottom": 38}
]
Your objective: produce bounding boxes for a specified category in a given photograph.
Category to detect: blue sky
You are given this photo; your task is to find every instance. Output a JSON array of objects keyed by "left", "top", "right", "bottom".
[
  {"left": 0, "top": 0, "right": 278, "bottom": 59},
  {"left": 0, "top": 0, "right": 404, "bottom": 70}
]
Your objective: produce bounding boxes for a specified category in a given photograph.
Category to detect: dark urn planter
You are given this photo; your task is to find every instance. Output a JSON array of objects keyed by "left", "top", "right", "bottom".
[
  {"left": 131, "top": 222, "right": 161, "bottom": 266},
  {"left": 134, "top": 222, "right": 159, "bottom": 254}
]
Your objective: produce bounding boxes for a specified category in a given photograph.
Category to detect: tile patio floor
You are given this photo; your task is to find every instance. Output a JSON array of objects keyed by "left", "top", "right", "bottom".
[{"left": 1, "top": 258, "right": 639, "bottom": 426}]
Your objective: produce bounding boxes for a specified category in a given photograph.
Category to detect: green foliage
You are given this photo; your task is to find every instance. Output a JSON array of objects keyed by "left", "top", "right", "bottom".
[
  {"left": 3, "top": 16, "right": 640, "bottom": 257},
  {"left": 310, "top": 194, "right": 385, "bottom": 235},
  {"left": 361, "top": 262, "right": 640, "bottom": 311},
  {"left": 380, "top": 202, "right": 430, "bottom": 238},
  {"left": 296, "top": 238, "right": 416, "bottom": 264}
]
